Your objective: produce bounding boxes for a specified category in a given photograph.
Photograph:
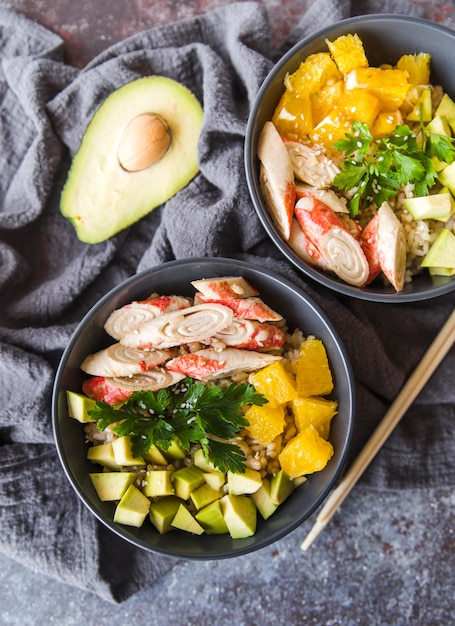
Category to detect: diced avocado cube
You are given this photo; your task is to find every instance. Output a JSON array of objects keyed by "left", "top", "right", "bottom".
[
  {"left": 431, "top": 155, "right": 447, "bottom": 173},
  {"left": 87, "top": 442, "right": 122, "bottom": 470},
  {"left": 160, "top": 435, "right": 186, "bottom": 461},
  {"left": 407, "top": 87, "right": 432, "bottom": 122},
  {"left": 438, "top": 161, "right": 455, "bottom": 195},
  {"left": 171, "top": 504, "right": 205, "bottom": 535},
  {"left": 149, "top": 496, "right": 182, "bottom": 534},
  {"left": 293, "top": 475, "right": 308, "bottom": 488},
  {"left": 426, "top": 114, "right": 451, "bottom": 137},
  {"left": 112, "top": 436, "right": 145, "bottom": 466},
  {"left": 190, "top": 483, "right": 220, "bottom": 511},
  {"left": 251, "top": 477, "right": 278, "bottom": 520},
  {"left": 196, "top": 500, "right": 229, "bottom": 534},
  {"left": 421, "top": 228, "right": 455, "bottom": 269},
  {"left": 434, "top": 93, "right": 455, "bottom": 133},
  {"left": 172, "top": 465, "right": 205, "bottom": 500},
  {"left": 143, "top": 470, "right": 175, "bottom": 498},
  {"left": 143, "top": 443, "right": 168, "bottom": 465},
  {"left": 66, "top": 390, "right": 95, "bottom": 423},
  {"left": 403, "top": 193, "right": 452, "bottom": 222},
  {"left": 429, "top": 266, "right": 455, "bottom": 276},
  {"left": 89, "top": 471, "right": 137, "bottom": 501},
  {"left": 270, "top": 470, "right": 295, "bottom": 505},
  {"left": 440, "top": 186, "right": 455, "bottom": 212},
  {"left": 113, "top": 484, "right": 150, "bottom": 527},
  {"left": 203, "top": 470, "right": 226, "bottom": 491},
  {"left": 220, "top": 494, "right": 257, "bottom": 539},
  {"left": 193, "top": 448, "right": 218, "bottom": 472},
  {"left": 227, "top": 468, "right": 263, "bottom": 495}
]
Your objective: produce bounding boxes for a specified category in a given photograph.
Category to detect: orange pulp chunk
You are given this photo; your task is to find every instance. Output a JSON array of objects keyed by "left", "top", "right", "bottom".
[
  {"left": 326, "top": 33, "right": 369, "bottom": 75},
  {"left": 294, "top": 337, "right": 334, "bottom": 397},
  {"left": 278, "top": 427, "right": 334, "bottom": 478},
  {"left": 345, "top": 67, "right": 410, "bottom": 109},
  {"left": 244, "top": 403, "right": 286, "bottom": 445},
  {"left": 291, "top": 396, "right": 338, "bottom": 439},
  {"left": 396, "top": 52, "right": 431, "bottom": 85},
  {"left": 310, "top": 79, "right": 345, "bottom": 126},
  {"left": 340, "top": 88, "right": 381, "bottom": 128},
  {"left": 285, "top": 52, "right": 341, "bottom": 94},
  {"left": 308, "top": 109, "right": 352, "bottom": 152},
  {"left": 372, "top": 110, "right": 403, "bottom": 137},
  {"left": 272, "top": 89, "right": 313, "bottom": 141},
  {"left": 250, "top": 360, "right": 298, "bottom": 407}
]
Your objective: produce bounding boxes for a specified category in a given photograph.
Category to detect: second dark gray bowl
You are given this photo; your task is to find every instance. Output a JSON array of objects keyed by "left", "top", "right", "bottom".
[
  {"left": 52, "top": 257, "right": 355, "bottom": 560},
  {"left": 245, "top": 14, "right": 455, "bottom": 302}
]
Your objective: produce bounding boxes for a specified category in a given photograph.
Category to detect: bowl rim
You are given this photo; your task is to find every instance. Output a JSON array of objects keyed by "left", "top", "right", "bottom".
[
  {"left": 245, "top": 14, "right": 455, "bottom": 303},
  {"left": 52, "top": 257, "right": 355, "bottom": 559}
]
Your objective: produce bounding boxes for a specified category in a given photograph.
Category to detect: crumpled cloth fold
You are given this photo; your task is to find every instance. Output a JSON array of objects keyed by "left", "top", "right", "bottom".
[{"left": 0, "top": 0, "right": 453, "bottom": 603}]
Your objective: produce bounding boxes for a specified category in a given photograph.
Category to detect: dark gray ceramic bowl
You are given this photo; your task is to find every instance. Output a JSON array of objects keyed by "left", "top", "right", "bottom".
[
  {"left": 245, "top": 15, "right": 455, "bottom": 302},
  {"left": 52, "top": 257, "right": 354, "bottom": 559}
]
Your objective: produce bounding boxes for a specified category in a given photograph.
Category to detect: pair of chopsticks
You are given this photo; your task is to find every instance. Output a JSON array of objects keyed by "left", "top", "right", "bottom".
[{"left": 301, "top": 308, "right": 455, "bottom": 551}]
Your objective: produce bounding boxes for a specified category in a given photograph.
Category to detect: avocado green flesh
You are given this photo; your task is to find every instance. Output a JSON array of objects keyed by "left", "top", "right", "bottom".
[
  {"left": 251, "top": 478, "right": 278, "bottom": 520},
  {"left": 227, "top": 468, "right": 263, "bottom": 495},
  {"left": 143, "top": 470, "right": 175, "bottom": 498},
  {"left": 87, "top": 442, "right": 121, "bottom": 470},
  {"left": 403, "top": 192, "right": 452, "bottom": 222},
  {"left": 195, "top": 500, "right": 229, "bottom": 534},
  {"left": 421, "top": 228, "right": 455, "bottom": 268},
  {"left": 113, "top": 484, "right": 151, "bottom": 527},
  {"left": 66, "top": 390, "right": 95, "bottom": 423},
  {"left": 171, "top": 504, "right": 205, "bottom": 535},
  {"left": 270, "top": 470, "right": 295, "bottom": 505},
  {"left": 435, "top": 93, "right": 455, "bottom": 133},
  {"left": 220, "top": 494, "right": 257, "bottom": 539},
  {"left": 149, "top": 496, "right": 182, "bottom": 534},
  {"left": 89, "top": 471, "right": 137, "bottom": 501},
  {"left": 60, "top": 76, "right": 203, "bottom": 243}
]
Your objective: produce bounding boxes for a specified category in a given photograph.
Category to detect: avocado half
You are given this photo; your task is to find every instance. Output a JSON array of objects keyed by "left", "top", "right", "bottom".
[{"left": 60, "top": 76, "right": 203, "bottom": 243}]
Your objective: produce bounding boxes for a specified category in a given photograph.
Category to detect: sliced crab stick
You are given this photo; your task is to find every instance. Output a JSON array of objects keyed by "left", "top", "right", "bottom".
[
  {"left": 359, "top": 214, "right": 381, "bottom": 285},
  {"left": 295, "top": 193, "right": 370, "bottom": 287},
  {"left": 258, "top": 121, "right": 296, "bottom": 240},
  {"left": 288, "top": 219, "right": 330, "bottom": 270},
  {"left": 376, "top": 202, "right": 407, "bottom": 292}
]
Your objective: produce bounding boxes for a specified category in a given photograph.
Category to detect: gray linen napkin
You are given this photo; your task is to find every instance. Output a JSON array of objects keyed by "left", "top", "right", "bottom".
[{"left": 0, "top": 0, "right": 454, "bottom": 603}]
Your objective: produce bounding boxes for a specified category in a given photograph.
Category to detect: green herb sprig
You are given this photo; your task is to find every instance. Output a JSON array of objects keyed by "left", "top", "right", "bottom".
[
  {"left": 333, "top": 120, "right": 455, "bottom": 217},
  {"left": 88, "top": 378, "right": 267, "bottom": 473}
]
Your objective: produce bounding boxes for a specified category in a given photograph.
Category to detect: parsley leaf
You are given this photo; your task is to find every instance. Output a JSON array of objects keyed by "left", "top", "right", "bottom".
[
  {"left": 333, "top": 120, "right": 455, "bottom": 217},
  {"left": 88, "top": 378, "right": 266, "bottom": 473},
  {"left": 206, "top": 438, "right": 248, "bottom": 474}
]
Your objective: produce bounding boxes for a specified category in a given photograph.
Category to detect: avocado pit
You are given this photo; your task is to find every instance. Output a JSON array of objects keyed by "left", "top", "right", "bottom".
[{"left": 118, "top": 113, "right": 171, "bottom": 172}]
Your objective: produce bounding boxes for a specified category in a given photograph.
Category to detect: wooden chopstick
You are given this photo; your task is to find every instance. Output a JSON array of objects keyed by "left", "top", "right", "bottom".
[{"left": 301, "top": 308, "right": 455, "bottom": 551}]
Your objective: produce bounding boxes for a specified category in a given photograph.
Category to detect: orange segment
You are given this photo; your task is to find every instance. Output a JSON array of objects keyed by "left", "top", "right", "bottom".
[
  {"left": 250, "top": 361, "right": 298, "bottom": 407},
  {"left": 309, "top": 109, "right": 352, "bottom": 153},
  {"left": 396, "top": 52, "right": 431, "bottom": 85},
  {"left": 272, "top": 90, "right": 313, "bottom": 141},
  {"left": 291, "top": 396, "right": 338, "bottom": 439},
  {"left": 372, "top": 110, "right": 403, "bottom": 137},
  {"left": 340, "top": 88, "right": 381, "bottom": 128},
  {"left": 326, "top": 33, "right": 369, "bottom": 74},
  {"left": 310, "top": 79, "right": 345, "bottom": 126},
  {"left": 345, "top": 67, "right": 410, "bottom": 109},
  {"left": 294, "top": 336, "right": 334, "bottom": 397},
  {"left": 285, "top": 52, "right": 341, "bottom": 94},
  {"left": 244, "top": 404, "right": 286, "bottom": 445},
  {"left": 278, "top": 427, "right": 334, "bottom": 478}
]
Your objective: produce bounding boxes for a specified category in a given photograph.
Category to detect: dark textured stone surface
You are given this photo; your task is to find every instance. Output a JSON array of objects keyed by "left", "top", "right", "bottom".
[
  {"left": 1, "top": 0, "right": 454, "bottom": 67},
  {"left": 1, "top": 486, "right": 454, "bottom": 624},
  {"left": 0, "top": 1, "right": 454, "bottom": 622}
]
